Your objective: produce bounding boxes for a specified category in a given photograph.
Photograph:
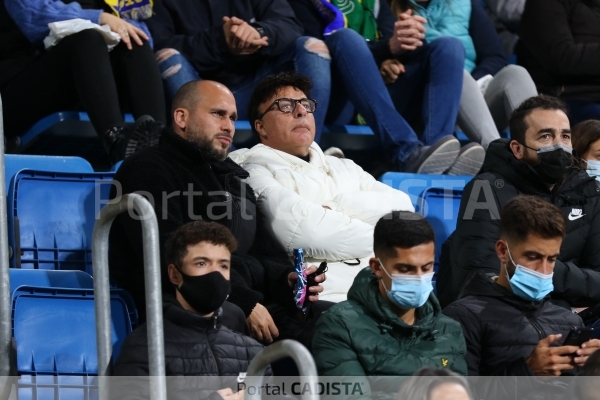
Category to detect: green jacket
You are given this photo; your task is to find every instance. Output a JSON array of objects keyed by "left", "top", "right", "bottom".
[{"left": 312, "top": 268, "right": 467, "bottom": 400}]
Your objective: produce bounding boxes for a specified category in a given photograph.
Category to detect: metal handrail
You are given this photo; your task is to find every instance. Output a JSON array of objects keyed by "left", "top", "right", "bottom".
[
  {"left": 0, "top": 95, "right": 14, "bottom": 398},
  {"left": 92, "top": 193, "right": 166, "bottom": 400},
  {"left": 246, "top": 339, "right": 319, "bottom": 400}
]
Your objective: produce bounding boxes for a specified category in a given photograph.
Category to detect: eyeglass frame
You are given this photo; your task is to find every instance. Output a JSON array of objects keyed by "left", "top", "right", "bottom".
[{"left": 256, "top": 97, "right": 318, "bottom": 120}]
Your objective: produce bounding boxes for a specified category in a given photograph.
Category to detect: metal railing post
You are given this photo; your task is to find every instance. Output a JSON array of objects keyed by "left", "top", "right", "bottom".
[
  {"left": 0, "top": 95, "right": 14, "bottom": 397},
  {"left": 92, "top": 194, "right": 166, "bottom": 400},
  {"left": 246, "top": 340, "right": 319, "bottom": 400}
]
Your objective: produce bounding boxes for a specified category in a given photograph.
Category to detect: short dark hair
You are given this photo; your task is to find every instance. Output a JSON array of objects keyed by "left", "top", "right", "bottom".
[
  {"left": 247, "top": 71, "right": 313, "bottom": 140},
  {"left": 165, "top": 221, "right": 238, "bottom": 268},
  {"left": 499, "top": 195, "right": 566, "bottom": 243},
  {"left": 572, "top": 120, "right": 600, "bottom": 159},
  {"left": 373, "top": 211, "right": 435, "bottom": 259},
  {"left": 171, "top": 80, "right": 203, "bottom": 118},
  {"left": 509, "top": 95, "right": 568, "bottom": 145}
]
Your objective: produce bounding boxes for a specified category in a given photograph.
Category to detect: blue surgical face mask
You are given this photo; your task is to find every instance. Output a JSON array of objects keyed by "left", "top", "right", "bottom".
[
  {"left": 378, "top": 258, "right": 434, "bottom": 309},
  {"left": 587, "top": 159, "right": 600, "bottom": 181},
  {"left": 505, "top": 246, "right": 554, "bottom": 302}
]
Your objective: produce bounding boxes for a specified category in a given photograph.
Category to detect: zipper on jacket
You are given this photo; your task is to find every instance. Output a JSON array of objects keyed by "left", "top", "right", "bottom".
[
  {"left": 526, "top": 315, "right": 547, "bottom": 340},
  {"left": 206, "top": 320, "right": 221, "bottom": 375}
]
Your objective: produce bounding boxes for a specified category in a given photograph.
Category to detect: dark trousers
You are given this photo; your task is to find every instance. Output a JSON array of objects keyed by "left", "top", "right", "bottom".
[{"left": 0, "top": 29, "right": 165, "bottom": 137}]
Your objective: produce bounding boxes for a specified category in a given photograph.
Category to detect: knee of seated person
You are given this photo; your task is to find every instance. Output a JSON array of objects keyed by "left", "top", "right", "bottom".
[
  {"left": 326, "top": 27, "right": 364, "bottom": 45},
  {"left": 67, "top": 28, "right": 106, "bottom": 48},
  {"left": 155, "top": 48, "right": 182, "bottom": 64},
  {"left": 156, "top": 48, "right": 184, "bottom": 78},
  {"left": 428, "top": 36, "right": 464, "bottom": 57},
  {"left": 301, "top": 37, "right": 331, "bottom": 60},
  {"left": 497, "top": 64, "right": 530, "bottom": 80}
]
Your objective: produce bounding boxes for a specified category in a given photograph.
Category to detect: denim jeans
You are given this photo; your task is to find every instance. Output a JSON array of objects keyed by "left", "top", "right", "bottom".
[
  {"left": 386, "top": 36, "right": 465, "bottom": 146},
  {"left": 158, "top": 36, "right": 331, "bottom": 140},
  {"left": 324, "top": 28, "right": 424, "bottom": 166}
]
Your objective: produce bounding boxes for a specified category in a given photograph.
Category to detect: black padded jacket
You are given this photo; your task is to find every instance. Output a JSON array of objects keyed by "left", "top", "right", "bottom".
[{"left": 438, "top": 139, "right": 600, "bottom": 309}]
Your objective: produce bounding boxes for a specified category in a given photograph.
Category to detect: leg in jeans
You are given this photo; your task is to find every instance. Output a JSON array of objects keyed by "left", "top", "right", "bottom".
[
  {"left": 458, "top": 70, "right": 500, "bottom": 149},
  {"left": 387, "top": 37, "right": 464, "bottom": 146},
  {"left": 564, "top": 99, "right": 600, "bottom": 126},
  {"left": 0, "top": 29, "right": 124, "bottom": 137},
  {"left": 111, "top": 41, "right": 166, "bottom": 124},
  {"left": 484, "top": 65, "right": 537, "bottom": 133},
  {"left": 231, "top": 36, "right": 331, "bottom": 141},
  {"left": 155, "top": 49, "right": 200, "bottom": 108},
  {"left": 324, "top": 28, "right": 421, "bottom": 166}
]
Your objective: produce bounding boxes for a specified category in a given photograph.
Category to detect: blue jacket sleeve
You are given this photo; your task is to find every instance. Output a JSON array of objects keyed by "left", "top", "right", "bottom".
[
  {"left": 469, "top": 0, "right": 508, "bottom": 80},
  {"left": 5, "top": 0, "right": 102, "bottom": 45}
]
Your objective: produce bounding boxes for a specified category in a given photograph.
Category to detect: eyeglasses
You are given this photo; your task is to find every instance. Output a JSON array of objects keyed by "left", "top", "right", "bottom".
[{"left": 257, "top": 98, "right": 317, "bottom": 119}]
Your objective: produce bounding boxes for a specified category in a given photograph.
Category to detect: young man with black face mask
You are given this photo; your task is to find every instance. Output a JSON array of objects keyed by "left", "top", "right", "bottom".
[
  {"left": 113, "top": 221, "right": 263, "bottom": 399},
  {"left": 311, "top": 211, "right": 467, "bottom": 397},
  {"left": 438, "top": 95, "right": 600, "bottom": 313},
  {"left": 444, "top": 196, "right": 600, "bottom": 381}
]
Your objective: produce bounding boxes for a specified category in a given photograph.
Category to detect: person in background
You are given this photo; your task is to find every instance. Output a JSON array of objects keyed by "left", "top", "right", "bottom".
[
  {"left": 577, "top": 350, "right": 600, "bottom": 400},
  {"left": 389, "top": 0, "right": 537, "bottom": 150},
  {"left": 518, "top": 0, "right": 600, "bottom": 126},
  {"left": 572, "top": 120, "right": 600, "bottom": 183},
  {"left": 482, "top": 0, "right": 524, "bottom": 55},
  {"left": 397, "top": 368, "right": 473, "bottom": 400},
  {"left": 0, "top": 0, "right": 165, "bottom": 163}
]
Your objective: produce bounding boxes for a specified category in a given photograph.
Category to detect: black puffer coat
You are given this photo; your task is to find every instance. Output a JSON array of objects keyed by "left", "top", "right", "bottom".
[
  {"left": 438, "top": 139, "right": 600, "bottom": 309},
  {"left": 112, "top": 298, "right": 265, "bottom": 399}
]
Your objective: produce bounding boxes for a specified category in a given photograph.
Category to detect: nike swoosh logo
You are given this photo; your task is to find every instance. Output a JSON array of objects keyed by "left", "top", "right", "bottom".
[{"left": 568, "top": 213, "right": 585, "bottom": 221}]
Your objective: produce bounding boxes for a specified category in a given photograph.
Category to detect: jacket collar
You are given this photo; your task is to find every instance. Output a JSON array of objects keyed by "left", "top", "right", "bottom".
[
  {"left": 160, "top": 129, "right": 249, "bottom": 179},
  {"left": 162, "top": 292, "right": 222, "bottom": 330},
  {"left": 348, "top": 268, "right": 441, "bottom": 335},
  {"left": 230, "top": 141, "right": 331, "bottom": 172}
]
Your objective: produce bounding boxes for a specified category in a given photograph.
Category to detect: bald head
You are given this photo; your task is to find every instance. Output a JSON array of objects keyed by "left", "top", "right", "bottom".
[{"left": 171, "top": 80, "right": 234, "bottom": 120}]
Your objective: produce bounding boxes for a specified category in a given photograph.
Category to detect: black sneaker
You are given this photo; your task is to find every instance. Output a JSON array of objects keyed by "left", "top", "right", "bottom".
[
  {"left": 404, "top": 136, "right": 460, "bottom": 174},
  {"left": 103, "top": 115, "right": 162, "bottom": 164},
  {"left": 446, "top": 143, "right": 485, "bottom": 176}
]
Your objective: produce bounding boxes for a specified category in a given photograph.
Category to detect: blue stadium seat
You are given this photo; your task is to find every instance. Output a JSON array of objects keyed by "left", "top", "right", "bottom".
[
  {"left": 7, "top": 170, "right": 115, "bottom": 272},
  {"left": 5, "top": 155, "right": 94, "bottom": 192},
  {"left": 379, "top": 172, "right": 472, "bottom": 210},
  {"left": 9, "top": 269, "right": 93, "bottom": 294}
]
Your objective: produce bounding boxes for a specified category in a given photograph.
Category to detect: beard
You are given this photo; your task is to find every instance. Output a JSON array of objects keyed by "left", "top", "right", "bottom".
[
  {"left": 187, "top": 129, "right": 231, "bottom": 163},
  {"left": 521, "top": 147, "right": 538, "bottom": 166}
]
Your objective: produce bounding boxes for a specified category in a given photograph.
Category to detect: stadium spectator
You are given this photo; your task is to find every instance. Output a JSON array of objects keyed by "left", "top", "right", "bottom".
[
  {"left": 0, "top": 0, "right": 165, "bottom": 163},
  {"left": 577, "top": 350, "right": 600, "bottom": 400},
  {"left": 438, "top": 95, "right": 600, "bottom": 311},
  {"left": 108, "top": 80, "right": 329, "bottom": 348},
  {"left": 310, "top": 211, "right": 467, "bottom": 391},
  {"left": 443, "top": 196, "right": 599, "bottom": 378},
  {"left": 572, "top": 120, "right": 600, "bottom": 182},
  {"left": 390, "top": 0, "right": 537, "bottom": 150},
  {"left": 287, "top": 1, "right": 480, "bottom": 175},
  {"left": 397, "top": 368, "right": 473, "bottom": 400},
  {"left": 482, "top": 0, "right": 524, "bottom": 55},
  {"left": 145, "top": 0, "right": 332, "bottom": 140},
  {"left": 112, "top": 221, "right": 260, "bottom": 399},
  {"left": 518, "top": 0, "right": 600, "bottom": 126},
  {"left": 230, "top": 72, "right": 415, "bottom": 302}
]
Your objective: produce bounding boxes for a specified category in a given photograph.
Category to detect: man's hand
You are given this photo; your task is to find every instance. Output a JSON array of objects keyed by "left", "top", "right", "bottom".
[
  {"left": 288, "top": 265, "right": 326, "bottom": 303},
  {"left": 217, "top": 388, "right": 244, "bottom": 400},
  {"left": 380, "top": 59, "right": 405, "bottom": 84},
  {"left": 246, "top": 303, "right": 279, "bottom": 344},
  {"left": 526, "top": 334, "right": 579, "bottom": 376},
  {"left": 574, "top": 339, "right": 600, "bottom": 366},
  {"left": 388, "top": 9, "right": 427, "bottom": 55},
  {"left": 223, "top": 16, "right": 268, "bottom": 55}
]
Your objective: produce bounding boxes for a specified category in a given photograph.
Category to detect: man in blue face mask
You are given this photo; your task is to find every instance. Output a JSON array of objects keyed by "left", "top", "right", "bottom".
[
  {"left": 444, "top": 196, "right": 600, "bottom": 384},
  {"left": 311, "top": 211, "right": 468, "bottom": 393}
]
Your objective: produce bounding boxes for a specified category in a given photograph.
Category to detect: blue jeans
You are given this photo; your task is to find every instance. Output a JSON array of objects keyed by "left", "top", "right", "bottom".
[
  {"left": 387, "top": 37, "right": 465, "bottom": 146},
  {"left": 158, "top": 37, "right": 331, "bottom": 140},
  {"left": 324, "top": 28, "right": 422, "bottom": 166}
]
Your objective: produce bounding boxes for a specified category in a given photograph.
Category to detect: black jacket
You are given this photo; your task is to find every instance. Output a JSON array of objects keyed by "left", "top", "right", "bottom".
[
  {"left": 444, "top": 272, "right": 584, "bottom": 376},
  {"left": 112, "top": 297, "right": 265, "bottom": 399},
  {"left": 518, "top": 0, "right": 600, "bottom": 101},
  {"left": 109, "top": 130, "right": 295, "bottom": 321},
  {"left": 438, "top": 139, "right": 600, "bottom": 309},
  {"left": 146, "top": 0, "right": 303, "bottom": 88},
  {"left": 286, "top": 0, "right": 506, "bottom": 78}
]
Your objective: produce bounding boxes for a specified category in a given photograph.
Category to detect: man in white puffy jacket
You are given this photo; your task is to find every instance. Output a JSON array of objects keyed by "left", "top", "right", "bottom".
[{"left": 230, "top": 71, "right": 414, "bottom": 302}]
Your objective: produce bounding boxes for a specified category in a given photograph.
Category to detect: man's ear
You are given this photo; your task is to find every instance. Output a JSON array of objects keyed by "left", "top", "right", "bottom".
[
  {"left": 168, "top": 264, "right": 182, "bottom": 287},
  {"left": 254, "top": 119, "right": 268, "bottom": 142},
  {"left": 509, "top": 139, "right": 525, "bottom": 160},
  {"left": 369, "top": 257, "right": 383, "bottom": 278},
  {"left": 173, "top": 108, "right": 188, "bottom": 132},
  {"left": 496, "top": 240, "right": 509, "bottom": 265}
]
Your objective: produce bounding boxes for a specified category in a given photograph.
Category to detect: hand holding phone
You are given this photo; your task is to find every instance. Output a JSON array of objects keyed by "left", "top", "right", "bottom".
[{"left": 563, "top": 327, "right": 594, "bottom": 347}]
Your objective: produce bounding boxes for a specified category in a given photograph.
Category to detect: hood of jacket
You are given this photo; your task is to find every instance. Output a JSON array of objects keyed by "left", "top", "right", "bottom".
[{"left": 347, "top": 267, "right": 442, "bottom": 336}]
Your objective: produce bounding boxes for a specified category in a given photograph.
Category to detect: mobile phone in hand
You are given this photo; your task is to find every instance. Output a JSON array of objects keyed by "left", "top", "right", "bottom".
[{"left": 563, "top": 327, "right": 594, "bottom": 347}]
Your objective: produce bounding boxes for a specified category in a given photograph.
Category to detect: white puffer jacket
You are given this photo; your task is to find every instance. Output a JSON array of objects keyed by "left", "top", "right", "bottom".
[{"left": 230, "top": 142, "right": 414, "bottom": 302}]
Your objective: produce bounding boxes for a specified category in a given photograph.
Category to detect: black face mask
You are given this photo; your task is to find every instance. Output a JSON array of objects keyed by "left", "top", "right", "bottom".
[
  {"left": 176, "top": 270, "right": 231, "bottom": 315},
  {"left": 525, "top": 143, "right": 573, "bottom": 185}
]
